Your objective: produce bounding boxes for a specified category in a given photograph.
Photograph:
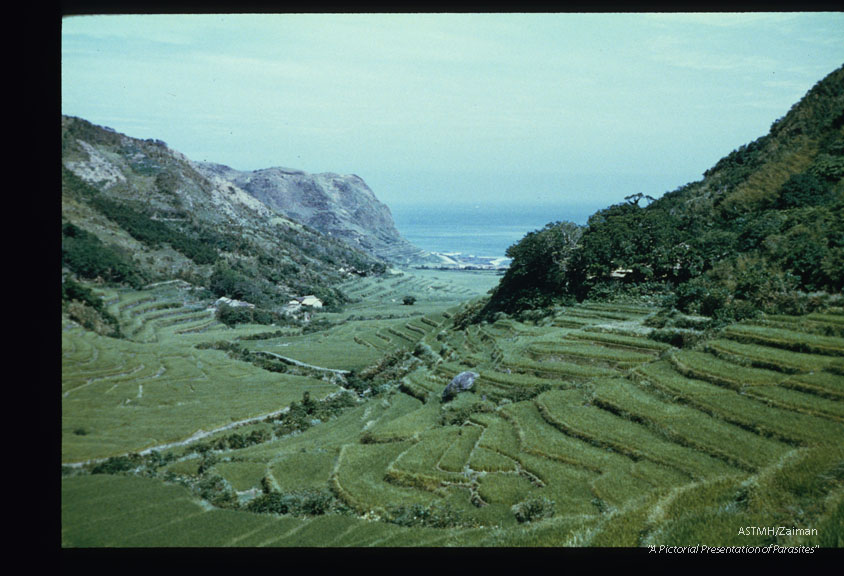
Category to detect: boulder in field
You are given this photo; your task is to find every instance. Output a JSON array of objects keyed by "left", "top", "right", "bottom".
[{"left": 442, "top": 371, "right": 478, "bottom": 402}]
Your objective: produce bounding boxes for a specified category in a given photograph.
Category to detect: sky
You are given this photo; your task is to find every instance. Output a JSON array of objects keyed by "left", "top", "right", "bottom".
[{"left": 61, "top": 12, "right": 844, "bottom": 217}]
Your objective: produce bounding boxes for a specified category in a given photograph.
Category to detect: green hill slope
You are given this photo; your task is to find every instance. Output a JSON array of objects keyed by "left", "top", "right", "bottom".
[{"left": 481, "top": 64, "right": 844, "bottom": 321}]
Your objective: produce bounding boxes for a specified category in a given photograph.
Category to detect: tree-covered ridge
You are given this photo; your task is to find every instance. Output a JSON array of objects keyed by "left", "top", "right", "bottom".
[{"left": 479, "top": 64, "right": 844, "bottom": 322}]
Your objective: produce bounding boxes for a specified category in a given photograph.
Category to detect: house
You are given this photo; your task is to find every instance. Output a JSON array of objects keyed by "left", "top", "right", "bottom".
[
  {"left": 292, "top": 295, "right": 323, "bottom": 308},
  {"left": 214, "top": 296, "right": 255, "bottom": 309},
  {"left": 282, "top": 295, "right": 323, "bottom": 316}
]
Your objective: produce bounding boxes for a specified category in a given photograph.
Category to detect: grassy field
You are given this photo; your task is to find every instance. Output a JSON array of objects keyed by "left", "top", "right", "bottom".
[{"left": 62, "top": 273, "right": 844, "bottom": 547}]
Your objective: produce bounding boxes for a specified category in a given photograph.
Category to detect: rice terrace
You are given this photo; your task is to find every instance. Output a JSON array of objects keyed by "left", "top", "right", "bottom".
[
  {"left": 61, "top": 14, "right": 844, "bottom": 550},
  {"left": 61, "top": 275, "right": 844, "bottom": 547}
]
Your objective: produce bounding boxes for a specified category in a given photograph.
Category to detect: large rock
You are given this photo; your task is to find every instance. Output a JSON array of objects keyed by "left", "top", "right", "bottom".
[{"left": 442, "top": 371, "right": 478, "bottom": 402}]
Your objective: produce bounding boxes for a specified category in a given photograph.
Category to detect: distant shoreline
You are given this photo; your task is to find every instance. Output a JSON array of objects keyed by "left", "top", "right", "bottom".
[{"left": 412, "top": 251, "right": 510, "bottom": 272}]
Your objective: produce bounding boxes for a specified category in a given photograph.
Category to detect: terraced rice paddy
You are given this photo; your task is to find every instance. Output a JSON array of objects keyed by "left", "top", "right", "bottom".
[{"left": 62, "top": 275, "right": 844, "bottom": 547}]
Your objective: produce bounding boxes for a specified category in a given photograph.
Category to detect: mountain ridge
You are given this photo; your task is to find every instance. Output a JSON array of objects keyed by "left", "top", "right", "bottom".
[
  {"left": 192, "top": 161, "right": 435, "bottom": 265},
  {"left": 61, "top": 115, "right": 392, "bottom": 313}
]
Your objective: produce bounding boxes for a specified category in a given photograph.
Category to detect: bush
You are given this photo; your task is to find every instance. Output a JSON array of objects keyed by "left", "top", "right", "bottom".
[
  {"left": 776, "top": 173, "right": 829, "bottom": 208},
  {"left": 90, "top": 454, "right": 142, "bottom": 475},
  {"left": 480, "top": 221, "right": 583, "bottom": 319},
  {"left": 63, "top": 281, "right": 122, "bottom": 337},
  {"left": 511, "top": 496, "right": 555, "bottom": 523},
  {"left": 246, "top": 492, "right": 293, "bottom": 514},
  {"left": 215, "top": 303, "right": 279, "bottom": 327},
  {"left": 648, "top": 328, "right": 704, "bottom": 349},
  {"left": 387, "top": 503, "right": 466, "bottom": 528},
  {"left": 440, "top": 400, "right": 494, "bottom": 425},
  {"left": 195, "top": 474, "right": 238, "bottom": 508},
  {"left": 245, "top": 489, "right": 336, "bottom": 516}
]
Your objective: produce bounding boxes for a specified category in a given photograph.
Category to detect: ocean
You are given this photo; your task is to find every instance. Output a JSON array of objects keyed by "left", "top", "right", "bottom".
[{"left": 391, "top": 202, "right": 596, "bottom": 260}]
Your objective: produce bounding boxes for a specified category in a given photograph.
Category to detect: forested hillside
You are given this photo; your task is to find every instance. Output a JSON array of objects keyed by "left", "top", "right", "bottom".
[{"left": 480, "top": 64, "right": 844, "bottom": 322}]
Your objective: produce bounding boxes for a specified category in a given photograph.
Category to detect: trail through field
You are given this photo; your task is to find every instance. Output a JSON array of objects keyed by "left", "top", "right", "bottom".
[
  {"left": 63, "top": 405, "right": 292, "bottom": 469},
  {"left": 253, "top": 351, "right": 351, "bottom": 375}
]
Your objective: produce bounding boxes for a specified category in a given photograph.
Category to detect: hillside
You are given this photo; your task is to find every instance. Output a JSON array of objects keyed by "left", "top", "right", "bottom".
[
  {"left": 480, "top": 64, "right": 844, "bottom": 321},
  {"left": 195, "top": 162, "right": 437, "bottom": 265},
  {"left": 61, "top": 115, "right": 394, "bottom": 320}
]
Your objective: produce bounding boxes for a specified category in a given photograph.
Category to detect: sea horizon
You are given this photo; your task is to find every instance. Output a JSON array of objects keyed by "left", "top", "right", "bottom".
[{"left": 391, "top": 201, "right": 599, "bottom": 260}]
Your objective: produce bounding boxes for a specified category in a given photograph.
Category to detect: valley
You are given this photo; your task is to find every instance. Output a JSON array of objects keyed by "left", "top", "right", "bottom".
[
  {"left": 60, "top": 63, "right": 844, "bottom": 548},
  {"left": 61, "top": 266, "right": 844, "bottom": 547}
]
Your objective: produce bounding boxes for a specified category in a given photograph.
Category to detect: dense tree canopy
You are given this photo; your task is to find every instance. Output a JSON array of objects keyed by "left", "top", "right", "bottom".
[{"left": 480, "top": 221, "right": 582, "bottom": 317}]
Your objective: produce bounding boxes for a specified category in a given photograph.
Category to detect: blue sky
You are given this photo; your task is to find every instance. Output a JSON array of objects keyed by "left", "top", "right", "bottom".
[{"left": 62, "top": 13, "right": 844, "bottom": 215}]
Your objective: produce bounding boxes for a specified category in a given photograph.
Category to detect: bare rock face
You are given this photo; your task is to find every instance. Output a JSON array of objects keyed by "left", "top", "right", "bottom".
[
  {"left": 194, "top": 163, "right": 435, "bottom": 265},
  {"left": 442, "top": 371, "right": 478, "bottom": 402}
]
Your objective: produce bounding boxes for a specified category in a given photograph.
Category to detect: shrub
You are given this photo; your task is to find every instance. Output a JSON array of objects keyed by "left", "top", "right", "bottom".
[
  {"left": 387, "top": 503, "right": 466, "bottom": 528},
  {"left": 195, "top": 473, "right": 238, "bottom": 508},
  {"left": 214, "top": 304, "right": 279, "bottom": 327},
  {"left": 246, "top": 492, "right": 293, "bottom": 514},
  {"left": 90, "top": 454, "right": 142, "bottom": 475},
  {"left": 480, "top": 221, "right": 583, "bottom": 319},
  {"left": 245, "top": 489, "right": 336, "bottom": 516},
  {"left": 86, "top": 194, "right": 218, "bottom": 265},
  {"left": 62, "top": 282, "right": 122, "bottom": 336},
  {"left": 511, "top": 496, "right": 555, "bottom": 523},
  {"left": 776, "top": 172, "right": 829, "bottom": 208},
  {"left": 648, "top": 328, "right": 704, "bottom": 349},
  {"left": 440, "top": 400, "right": 494, "bottom": 425}
]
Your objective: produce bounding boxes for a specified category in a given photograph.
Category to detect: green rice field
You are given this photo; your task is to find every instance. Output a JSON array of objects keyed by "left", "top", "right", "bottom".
[{"left": 62, "top": 271, "right": 844, "bottom": 547}]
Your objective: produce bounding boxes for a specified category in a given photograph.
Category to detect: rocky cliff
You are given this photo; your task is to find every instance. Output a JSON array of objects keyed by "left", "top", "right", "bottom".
[{"left": 194, "top": 163, "right": 437, "bottom": 265}]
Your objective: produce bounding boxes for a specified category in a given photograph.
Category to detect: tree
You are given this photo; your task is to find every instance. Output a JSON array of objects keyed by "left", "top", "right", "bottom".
[
  {"left": 402, "top": 295, "right": 416, "bottom": 306},
  {"left": 479, "top": 221, "right": 583, "bottom": 318}
]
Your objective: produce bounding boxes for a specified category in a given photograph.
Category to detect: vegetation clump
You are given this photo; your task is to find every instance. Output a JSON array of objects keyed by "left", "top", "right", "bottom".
[
  {"left": 215, "top": 302, "right": 280, "bottom": 327},
  {"left": 62, "top": 278, "right": 123, "bottom": 337},
  {"left": 90, "top": 454, "right": 143, "bottom": 475},
  {"left": 479, "top": 221, "right": 582, "bottom": 319},
  {"left": 346, "top": 348, "right": 418, "bottom": 397},
  {"left": 245, "top": 489, "right": 339, "bottom": 516},
  {"left": 271, "top": 391, "right": 358, "bottom": 437},
  {"left": 195, "top": 473, "right": 238, "bottom": 508},
  {"left": 386, "top": 502, "right": 471, "bottom": 528},
  {"left": 440, "top": 399, "right": 494, "bottom": 425},
  {"left": 511, "top": 496, "right": 555, "bottom": 523},
  {"left": 62, "top": 221, "right": 145, "bottom": 288}
]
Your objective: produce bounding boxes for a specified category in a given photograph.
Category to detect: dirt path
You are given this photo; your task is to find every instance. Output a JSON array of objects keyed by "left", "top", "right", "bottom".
[
  {"left": 253, "top": 351, "right": 351, "bottom": 375},
  {"left": 62, "top": 406, "right": 292, "bottom": 469},
  {"left": 62, "top": 388, "right": 355, "bottom": 469}
]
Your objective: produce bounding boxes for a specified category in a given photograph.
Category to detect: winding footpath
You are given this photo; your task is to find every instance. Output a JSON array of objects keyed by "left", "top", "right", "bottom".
[
  {"left": 62, "top": 384, "right": 356, "bottom": 469},
  {"left": 62, "top": 405, "right": 293, "bottom": 469},
  {"left": 253, "top": 350, "right": 351, "bottom": 375}
]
